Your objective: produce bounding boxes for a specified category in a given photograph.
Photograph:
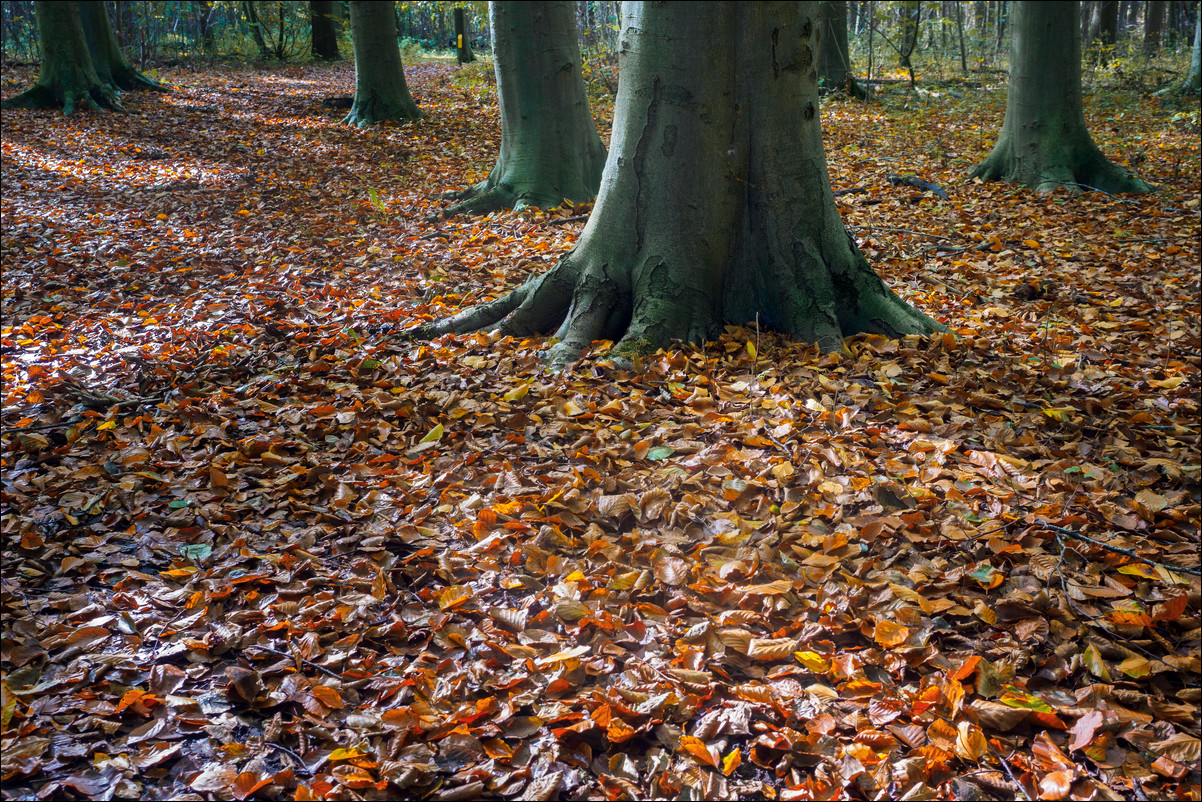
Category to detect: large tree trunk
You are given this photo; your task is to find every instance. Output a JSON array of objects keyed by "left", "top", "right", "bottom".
[
  {"left": 970, "top": 1, "right": 1149, "bottom": 194},
  {"left": 310, "top": 0, "right": 341, "bottom": 60},
  {"left": 816, "top": 0, "right": 866, "bottom": 97},
  {"left": 79, "top": 1, "right": 165, "bottom": 92},
  {"left": 2, "top": 1, "right": 121, "bottom": 113},
  {"left": 445, "top": 1, "right": 606, "bottom": 215},
  {"left": 344, "top": 0, "right": 421, "bottom": 125},
  {"left": 418, "top": 1, "right": 943, "bottom": 367}
]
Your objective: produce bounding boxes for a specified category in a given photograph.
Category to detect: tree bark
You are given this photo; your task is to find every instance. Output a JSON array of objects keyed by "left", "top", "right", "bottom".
[
  {"left": 816, "top": 0, "right": 866, "bottom": 97},
  {"left": 970, "top": 1, "right": 1149, "bottom": 193},
  {"left": 1161, "top": 7, "right": 1201, "bottom": 93},
  {"left": 445, "top": 1, "right": 606, "bottom": 215},
  {"left": 1144, "top": 0, "right": 1165, "bottom": 50},
  {"left": 454, "top": 6, "right": 475, "bottom": 63},
  {"left": 242, "top": 1, "right": 272, "bottom": 59},
  {"left": 310, "top": 0, "right": 341, "bottom": 60},
  {"left": 2, "top": 0, "right": 121, "bottom": 113},
  {"left": 344, "top": 0, "right": 421, "bottom": 125},
  {"left": 79, "top": 1, "right": 165, "bottom": 92},
  {"left": 419, "top": 1, "right": 943, "bottom": 367}
]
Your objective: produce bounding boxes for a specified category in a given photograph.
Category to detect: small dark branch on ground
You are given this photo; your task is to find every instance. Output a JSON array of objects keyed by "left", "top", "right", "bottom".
[{"left": 887, "top": 173, "right": 950, "bottom": 200}]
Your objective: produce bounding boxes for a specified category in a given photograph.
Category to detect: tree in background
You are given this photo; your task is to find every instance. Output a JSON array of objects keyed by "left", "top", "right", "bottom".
[
  {"left": 79, "top": 2, "right": 165, "bottom": 92},
  {"left": 816, "top": 0, "right": 865, "bottom": 97},
  {"left": 2, "top": 1, "right": 121, "bottom": 113},
  {"left": 453, "top": 6, "right": 474, "bottom": 63},
  {"left": 1160, "top": 5, "right": 1201, "bottom": 95},
  {"left": 310, "top": 0, "right": 341, "bottom": 60},
  {"left": 443, "top": 1, "right": 605, "bottom": 215},
  {"left": 971, "top": 1, "right": 1149, "bottom": 194},
  {"left": 418, "top": 1, "right": 943, "bottom": 367},
  {"left": 344, "top": 0, "right": 420, "bottom": 125}
]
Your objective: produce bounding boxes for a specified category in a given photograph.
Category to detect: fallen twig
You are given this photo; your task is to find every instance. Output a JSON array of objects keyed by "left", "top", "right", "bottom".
[
  {"left": 1037, "top": 521, "right": 1201, "bottom": 577},
  {"left": 544, "top": 214, "right": 590, "bottom": 226}
]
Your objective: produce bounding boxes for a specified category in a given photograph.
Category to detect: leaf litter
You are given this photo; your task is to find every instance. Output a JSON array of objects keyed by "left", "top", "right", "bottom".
[{"left": 1, "top": 61, "right": 1199, "bottom": 801}]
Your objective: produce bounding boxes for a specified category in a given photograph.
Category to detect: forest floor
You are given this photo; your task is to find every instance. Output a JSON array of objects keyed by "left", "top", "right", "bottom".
[{"left": 1, "top": 59, "right": 1200, "bottom": 801}]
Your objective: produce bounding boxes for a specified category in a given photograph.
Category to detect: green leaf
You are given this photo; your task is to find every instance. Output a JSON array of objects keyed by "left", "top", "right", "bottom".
[
  {"left": 419, "top": 423, "right": 444, "bottom": 444},
  {"left": 999, "top": 688, "right": 1053, "bottom": 713},
  {"left": 646, "top": 446, "right": 675, "bottom": 461},
  {"left": 168, "top": 499, "right": 192, "bottom": 509},
  {"left": 181, "top": 544, "right": 211, "bottom": 561}
]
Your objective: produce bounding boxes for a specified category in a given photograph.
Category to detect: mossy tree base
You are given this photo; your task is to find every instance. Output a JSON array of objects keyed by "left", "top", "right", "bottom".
[
  {"left": 413, "top": 3, "right": 944, "bottom": 370},
  {"left": 971, "top": 3, "right": 1150, "bottom": 196},
  {"left": 1, "top": 75, "right": 122, "bottom": 114},
  {"left": 343, "top": 1, "right": 421, "bottom": 127},
  {"left": 969, "top": 136, "right": 1151, "bottom": 194},
  {"left": 442, "top": 2, "right": 605, "bottom": 217}
]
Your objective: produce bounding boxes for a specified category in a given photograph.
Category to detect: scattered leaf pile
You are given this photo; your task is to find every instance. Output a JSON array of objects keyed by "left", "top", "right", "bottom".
[{"left": 2, "top": 61, "right": 1200, "bottom": 801}]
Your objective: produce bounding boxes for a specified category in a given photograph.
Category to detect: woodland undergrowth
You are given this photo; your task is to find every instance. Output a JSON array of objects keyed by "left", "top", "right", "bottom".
[{"left": 1, "top": 60, "right": 1200, "bottom": 801}]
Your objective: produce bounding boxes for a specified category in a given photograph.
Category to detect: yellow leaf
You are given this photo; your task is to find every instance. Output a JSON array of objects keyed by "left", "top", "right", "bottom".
[
  {"left": 721, "top": 747, "right": 742, "bottom": 775},
  {"left": 419, "top": 423, "right": 444, "bottom": 444},
  {"left": 1022, "top": 239, "right": 1040, "bottom": 249},
  {"left": 794, "top": 650, "right": 830, "bottom": 673},
  {"left": 746, "top": 341, "right": 757, "bottom": 359},
  {"left": 1118, "top": 655, "right": 1151, "bottom": 678},
  {"left": 501, "top": 383, "right": 530, "bottom": 401},
  {"left": 328, "top": 746, "right": 364, "bottom": 761}
]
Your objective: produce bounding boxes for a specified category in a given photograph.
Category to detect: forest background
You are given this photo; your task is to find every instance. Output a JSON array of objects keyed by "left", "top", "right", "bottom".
[{"left": 1, "top": 1, "right": 1200, "bottom": 801}]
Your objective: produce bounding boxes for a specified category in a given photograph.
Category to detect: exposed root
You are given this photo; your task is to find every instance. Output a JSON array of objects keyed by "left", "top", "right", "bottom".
[{"left": 2, "top": 82, "right": 123, "bottom": 114}]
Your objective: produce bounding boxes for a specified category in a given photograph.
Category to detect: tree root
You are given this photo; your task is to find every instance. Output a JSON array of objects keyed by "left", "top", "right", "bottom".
[{"left": 2, "top": 82, "right": 123, "bottom": 114}]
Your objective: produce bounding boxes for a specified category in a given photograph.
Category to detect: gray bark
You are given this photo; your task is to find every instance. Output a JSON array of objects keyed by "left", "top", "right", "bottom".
[
  {"left": 970, "top": 1, "right": 1149, "bottom": 193},
  {"left": 344, "top": 0, "right": 420, "bottom": 125},
  {"left": 79, "top": 1, "right": 165, "bottom": 92},
  {"left": 446, "top": 1, "right": 606, "bottom": 215},
  {"left": 2, "top": 1, "right": 121, "bottom": 113},
  {"left": 419, "top": 1, "right": 943, "bottom": 367}
]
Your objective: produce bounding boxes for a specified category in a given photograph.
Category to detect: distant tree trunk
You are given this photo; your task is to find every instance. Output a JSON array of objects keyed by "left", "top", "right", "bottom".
[
  {"left": 445, "top": 1, "right": 605, "bottom": 214},
  {"left": 817, "top": 0, "right": 866, "bottom": 96},
  {"left": 1145, "top": 0, "right": 1166, "bottom": 50},
  {"left": 420, "top": 2, "right": 943, "bottom": 367},
  {"left": 898, "top": 0, "right": 920, "bottom": 87},
  {"left": 196, "top": 0, "right": 217, "bottom": 53},
  {"left": 78, "top": 2, "right": 165, "bottom": 91},
  {"left": 242, "top": 1, "right": 272, "bottom": 59},
  {"left": 454, "top": 6, "right": 475, "bottom": 62},
  {"left": 1161, "top": 7, "right": 1201, "bottom": 93},
  {"left": 344, "top": 0, "right": 421, "bottom": 125},
  {"left": 955, "top": 1, "right": 969, "bottom": 73},
  {"left": 2, "top": 0, "right": 121, "bottom": 113},
  {"left": 310, "top": 0, "right": 340, "bottom": 59},
  {"left": 1089, "top": 0, "right": 1120, "bottom": 51},
  {"left": 971, "top": 1, "right": 1149, "bottom": 193}
]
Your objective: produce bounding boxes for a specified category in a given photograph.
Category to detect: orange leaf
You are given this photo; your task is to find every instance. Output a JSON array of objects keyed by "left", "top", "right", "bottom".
[
  {"left": 679, "top": 735, "right": 719, "bottom": 768},
  {"left": 312, "top": 686, "right": 344, "bottom": 710}
]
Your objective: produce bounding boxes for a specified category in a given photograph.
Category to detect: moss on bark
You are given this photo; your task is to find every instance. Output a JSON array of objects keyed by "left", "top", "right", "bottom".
[
  {"left": 2, "top": 1, "right": 122, "bottom": 114},
  {"left": 970, "top": 2, "right": 1148, "bottom": 194},
  {"left": 343, "top": 1, "right": 420, "bottom": 126},
  {"left": 415, "top": 2, "right": 943, "bottom": 369},
  {"left": 445, "top": 2, "right": 605, "bottom": 216}
]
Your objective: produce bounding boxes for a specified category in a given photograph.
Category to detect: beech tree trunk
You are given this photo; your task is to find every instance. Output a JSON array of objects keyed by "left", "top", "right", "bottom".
[
  {"left": 1145, "top": 0, "right": 1165, "bottom": 52},
  {"left": 79, "top": 1, "right": 165, "bottom": 92},
  {"left": 970, "top": 1, "right": 1149, "bottom": 194},
  {"left": 419, "top": 1, "right": 943, "bottom": 367},
  {"left": 454, "top": 6, "right": 475, "bottom": 63},
  {"left": 816, "top": 0, "right": 866, "bottom": 97},
  {"left": 446, "top": 1, "right": 606, "bottom": 215},
  {"left": 310, "top": 0, "right": 341, "bottom": 60},
  {"left": 2, "top": 1, "right": 121, "bottom": 113},
  {"left": 344, "top": 0, "right": 421, "bottom": 125}
]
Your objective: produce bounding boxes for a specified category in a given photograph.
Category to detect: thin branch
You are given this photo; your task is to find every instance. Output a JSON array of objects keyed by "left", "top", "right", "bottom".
[
  {"left": 248, "top": 644, "right": 345, "bottom": 679},
  {"left": 847, "top": 224, "right": 955, "bottom": 241},
  {"left": 1036, "top": 522, "right": 1201, "bottom": 577},
  {"left": 544, "top": 214, "right": 590, "bottom": 226}
]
